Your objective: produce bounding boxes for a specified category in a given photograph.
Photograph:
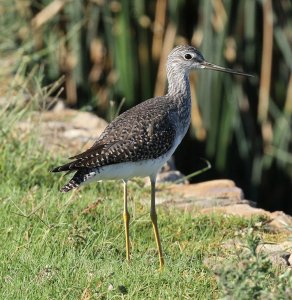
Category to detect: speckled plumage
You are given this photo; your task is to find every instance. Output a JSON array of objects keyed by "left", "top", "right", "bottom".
[
  {"left": 52, "top": 45, "right": 252, "bottom": 267},
  {"left": 52, "top": 46, "right": 202, "bottom": 192}
]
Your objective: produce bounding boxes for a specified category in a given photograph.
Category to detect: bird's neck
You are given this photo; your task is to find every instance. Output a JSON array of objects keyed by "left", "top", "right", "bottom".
[
  {"left": 166, "top": 67, "right": 191, "bottom": 99},
  {"left": 166, "top": 66, "right": 192, "bottom": 133}
]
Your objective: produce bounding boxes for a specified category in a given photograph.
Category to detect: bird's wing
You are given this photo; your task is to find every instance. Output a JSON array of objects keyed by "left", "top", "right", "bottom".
[{"left": 52, "top": 103, "right": 177, "bottom": 172}]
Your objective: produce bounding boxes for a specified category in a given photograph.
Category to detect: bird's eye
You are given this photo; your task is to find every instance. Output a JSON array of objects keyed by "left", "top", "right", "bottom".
[{"left": 184, "top": 53, "right": 193, "bottom": 60}]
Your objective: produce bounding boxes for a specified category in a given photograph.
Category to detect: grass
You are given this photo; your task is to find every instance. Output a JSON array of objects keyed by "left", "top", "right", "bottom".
[
  {"left": 0, "top": 58, "right": 291, "bottom": 299},
  {"left": 1, "top": 98, "right": 292, "bottom": 299},
  {"left": 0, "top": 179, "right": 255, "bottom": 299}
]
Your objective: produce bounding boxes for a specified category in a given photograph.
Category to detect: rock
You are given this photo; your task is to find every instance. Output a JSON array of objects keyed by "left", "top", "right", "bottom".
[
  {"left": 204, "top": 205, "right": 292, "bottom": 233},
  {"left": 155, "top": 179, "right": 247, "bottom": 208},
  {"left": 289, "top": 254, "right": 292, "bottom": 266},
  {"left": 160, "top": 157, "right": 176, "bottom": 173},
  {"left": 70, "top": 110, "right": 108, "bottom": 130},
  {"left": 17, "top": 108, "right": 108, "bottom": 156},
  {"left": 267, "top": 211, "right": 292, "bottom": 233},
  {"left": 216, "top": 237, "right": 292, "bottom": 270},
  {"left": 256, "top": 241, "right": 292, "bottom": 267},
  {"left": 153, "top": 179, "right": 292, "bottom": 235},
  {"left": 201, "top": 204, "right": 268, "bottom": 217},
  {"left": 52, "top": 100, "right": 65, "bottom": 112},
  {"left": 144, "top": 157, "right": 188, "bottom": 185},
  {"left": 156, "top": 170, "right": 188, "bottom": 184}
]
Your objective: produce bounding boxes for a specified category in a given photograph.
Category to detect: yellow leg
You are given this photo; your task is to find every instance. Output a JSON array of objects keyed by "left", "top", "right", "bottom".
[
  {"left": 123, "top": 180, "right": 130, "bottom": 261},
  {"left": 150, "top": 176, "right": 164, "bottom": 269}
]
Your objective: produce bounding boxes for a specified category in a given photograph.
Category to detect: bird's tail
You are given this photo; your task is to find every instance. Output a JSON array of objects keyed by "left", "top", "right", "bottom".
[
  {"left": 58, "top": 170, "right": 90, "bottom": 193},
  {"left": 60, "top": 178, "right": 80, "bottom": 193},
  {"left": 52, "top": 162, "right": 81, "bottom": 192},
  {"left": 51, "top": 162, "right": 74, "bottom": 173}
]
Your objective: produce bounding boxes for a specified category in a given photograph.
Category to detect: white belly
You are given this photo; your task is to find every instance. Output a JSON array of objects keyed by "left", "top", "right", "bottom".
[{"left": 82, "top": 133, "right": 185, "bottom": 184}]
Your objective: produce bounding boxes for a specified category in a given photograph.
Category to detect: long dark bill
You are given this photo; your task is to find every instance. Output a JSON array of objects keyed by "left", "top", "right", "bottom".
[{"left": 201, "top": 61, "right": 254, "bottom": 77}]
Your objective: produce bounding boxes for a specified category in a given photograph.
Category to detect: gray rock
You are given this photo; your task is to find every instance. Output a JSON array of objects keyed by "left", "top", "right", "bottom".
[{"left": 155, "top": 179, "right": 246, "bottom": 207}]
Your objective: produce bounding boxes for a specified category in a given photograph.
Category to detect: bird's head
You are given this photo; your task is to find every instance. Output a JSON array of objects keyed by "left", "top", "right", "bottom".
[{"left": 167, "top": 45, "right": 253, "bottom": 77}]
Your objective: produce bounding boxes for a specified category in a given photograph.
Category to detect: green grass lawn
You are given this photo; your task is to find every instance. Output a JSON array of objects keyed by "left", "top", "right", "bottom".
[
  {"left": 1, "top": 101, "right": 291, "bottom": 299},
  {"left": 0, "top": 172, "right": 255, "bottom": 300}
]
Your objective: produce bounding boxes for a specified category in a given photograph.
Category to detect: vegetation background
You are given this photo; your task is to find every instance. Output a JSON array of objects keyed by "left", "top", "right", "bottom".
[
  {"left": 1, "top": 0, "right": 291, "bottom": 212},
  {"left": 1, "top": 1, "right": 292, "bottom": 299}
]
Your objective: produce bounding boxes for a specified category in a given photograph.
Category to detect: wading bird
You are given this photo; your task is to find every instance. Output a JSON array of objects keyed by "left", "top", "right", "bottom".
[{"left": 52, "top": 45, "right": 252, "bottom": 268}]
